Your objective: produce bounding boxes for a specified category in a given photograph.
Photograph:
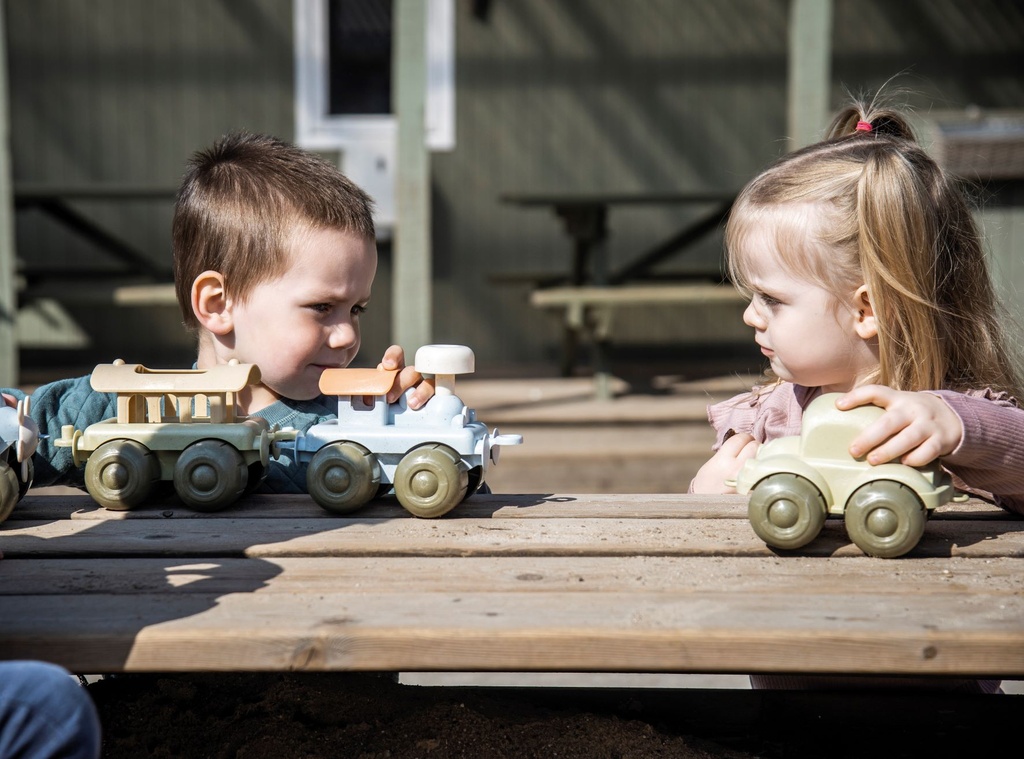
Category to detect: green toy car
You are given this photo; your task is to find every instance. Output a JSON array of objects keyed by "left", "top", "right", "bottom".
[{"left": 730, "top": 392, "right": 958, "bottom": 558}]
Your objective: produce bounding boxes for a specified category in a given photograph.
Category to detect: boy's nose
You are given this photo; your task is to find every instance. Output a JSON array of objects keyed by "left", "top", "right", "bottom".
[{"left": 327, "top": 322, "right": 358, "bottom": 349}]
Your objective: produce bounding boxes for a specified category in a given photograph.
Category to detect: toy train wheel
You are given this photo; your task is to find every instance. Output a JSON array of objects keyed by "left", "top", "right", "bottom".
[
  {"left": 173, "top": 440, "right": 247, "bottom": 512},
  {"left": 393, "top": 444, "right": 468, "bottom": 519},
  {"left": 307, "top": 442, "right": 380, "bottom": 514},
  {"left": 748, "top": 473, "right": 827, "bottom": 550},
  {"left": 85, "top": 440, "right": 161, "bottom": 511},
  {"left": 844, "top": 480, "right": 926, "bottom": 558},
  {"left": 0, "top": 461, "right": 18, "bottom": 523}
]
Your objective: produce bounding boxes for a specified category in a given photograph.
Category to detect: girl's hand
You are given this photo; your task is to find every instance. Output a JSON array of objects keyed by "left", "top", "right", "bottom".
[
  {"left": 837, "top": 385, "right": 963, "bottom": 467},
  {"left": 2, "top": 394, "right": 16, "bottom": 409},
  {"left": 378, "top": 345, "right": 435, "bottom": 409},
  {"left": 690, "top": 433, "right": 759, "bottom": 494}
]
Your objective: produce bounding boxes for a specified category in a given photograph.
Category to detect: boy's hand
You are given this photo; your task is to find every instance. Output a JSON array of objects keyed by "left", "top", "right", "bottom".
[
  {"left": 838, "top": 385, "right": 963, "bottom": 467},
  {"left": 378, "top": 345, "right": 435, "bottom": 410},
  {"left": 2, "top": 393, "right": 16, "bottom": 409},
  {"left": 690, "top": 433, "right": 758, "bottom": 494}
]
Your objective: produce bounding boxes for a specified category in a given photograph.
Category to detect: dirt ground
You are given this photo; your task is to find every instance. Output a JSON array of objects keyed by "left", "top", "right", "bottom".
[
  {"left": 86, "top": 672, "right": 760, "bottom": 759},
  {"left": 85, "top": 671, "right": 1022, "bottom": 759}
]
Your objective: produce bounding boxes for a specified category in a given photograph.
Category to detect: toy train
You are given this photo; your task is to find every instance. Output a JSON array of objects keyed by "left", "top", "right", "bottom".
[
  {"left": 0, "top": 399, "right": 39, "bottom": 524},
  {"left": 293, "top": 344, "right": 522, "bottom": 518},
  {"left": 730, "top": 393, "right": 959, "bottom": 558},
  {"left": 47, "top": 345, "right": 520, "bottom": 519},
  {"left": 54, "top": 359, "right": 293, "bottom": 512}
]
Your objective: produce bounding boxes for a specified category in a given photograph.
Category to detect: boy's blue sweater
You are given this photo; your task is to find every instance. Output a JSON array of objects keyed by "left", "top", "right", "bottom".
[{"left": 4, "top": 374, "right": 335, "bottom": 494}]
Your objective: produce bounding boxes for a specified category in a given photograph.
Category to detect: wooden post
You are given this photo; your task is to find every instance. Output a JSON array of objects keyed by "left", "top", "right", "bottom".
[
  {"left": 0, "top": 0, "right": 18, "bottom": 386},
  {"left": 392, "top": 0, "right": 431, "bottom": 354},
  {"left": 787, "top": 0, "right": 833, "bottom": 149}
]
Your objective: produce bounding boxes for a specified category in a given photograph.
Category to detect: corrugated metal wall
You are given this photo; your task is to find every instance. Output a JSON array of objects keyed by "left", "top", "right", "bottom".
[
  {"left": 6, "top": 0, "right": 296, "bottom": 369},
  {"left": 6, "top": 0, "right": 1024, "bottom": 375}
]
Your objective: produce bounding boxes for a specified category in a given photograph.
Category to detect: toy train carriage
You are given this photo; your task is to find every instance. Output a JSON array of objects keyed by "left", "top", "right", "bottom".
[
  {"left": 55, "top": 360, "right": 293, "bottom": 512},
  {"left": 732, "top": 393, "right": 957, "bottom": 558},
  {"left": 294, "top": 345, "right": 522, "bottom": 518},
  {"left": 0, "top": 399, "right": 40, "bottom": 523}
]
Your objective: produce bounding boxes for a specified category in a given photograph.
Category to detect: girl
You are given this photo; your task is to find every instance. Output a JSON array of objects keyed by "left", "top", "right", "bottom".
[
  {"left": 691, "top": 100, "right": 1024, "bottom": 693},
  {"left": 691, "top": 101, "right": 1024, "bottom": 520}
]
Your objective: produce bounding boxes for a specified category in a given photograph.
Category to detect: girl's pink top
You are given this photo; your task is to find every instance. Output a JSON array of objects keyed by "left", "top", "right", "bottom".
[{"left": 703, "top": 382, "right": 1024, "bottom": 515}]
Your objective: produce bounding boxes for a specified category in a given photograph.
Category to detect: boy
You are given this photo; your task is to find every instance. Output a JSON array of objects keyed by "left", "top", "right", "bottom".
[{"left": 3, "top": 132, "right": 432, "bottom": 493}]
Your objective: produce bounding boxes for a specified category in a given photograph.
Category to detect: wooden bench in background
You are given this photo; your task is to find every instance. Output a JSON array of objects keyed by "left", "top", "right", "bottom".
[
  {"left": 530, "top": 283, "right": 747, "bottom": 399},
  {"left": 1, "top": 491, "right": 1021, "bottom": 681}
]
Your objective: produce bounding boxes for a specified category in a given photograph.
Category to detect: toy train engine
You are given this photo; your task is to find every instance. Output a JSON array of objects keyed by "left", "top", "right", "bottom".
[{"left": 295, "top": 344, "right": 523, "bottom": 518}]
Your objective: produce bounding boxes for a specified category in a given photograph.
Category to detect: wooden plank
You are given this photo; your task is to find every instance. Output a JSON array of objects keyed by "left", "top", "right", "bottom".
[
  {"left": 530, "top": 284, "right": 745, "bottom": 308},
  {"left": 8, "top": 493, "right": 752, "bottom": 521},
  {"left": 3, "top": 590, "right": 1022, "bottom": 675},
  {"left": 0, "top": 1, "right": 17, "bottom": 387},
  {"left": 10, "top": 493, "right": 1008, "bottom": 522},
  {"left": 392, "top": 0, "right": 431, "bottom": 352},
  {"left": 3, "top": 556, "right": 1022, "bottom": 597},
  {"left": 2, "top": 515, "right": 1023, "bottom": 560},
  {"left": 788, "top": 0, "right": 833, "bottom": 149}
]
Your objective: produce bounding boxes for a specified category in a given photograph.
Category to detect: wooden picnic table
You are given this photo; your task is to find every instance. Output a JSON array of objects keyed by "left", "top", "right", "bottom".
[{"left": 1, "top": 491, "right": 1022, "bottom": 679}]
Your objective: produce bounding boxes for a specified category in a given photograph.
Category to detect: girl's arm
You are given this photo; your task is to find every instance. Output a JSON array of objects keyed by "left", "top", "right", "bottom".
[
  {"left": 690, "top": 433, "right": 758, "bottom": 493},
  {"left": 839, "top": 386, "right": 1024, "bottom": 515}
]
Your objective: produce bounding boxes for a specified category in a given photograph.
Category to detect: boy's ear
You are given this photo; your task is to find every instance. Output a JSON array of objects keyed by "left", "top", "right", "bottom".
[
  {"left": 192, "top": 271, "right": 234, "bottom": 336},
  {"left": 852, "top": 284, "right": 878, "bottom": 340}
]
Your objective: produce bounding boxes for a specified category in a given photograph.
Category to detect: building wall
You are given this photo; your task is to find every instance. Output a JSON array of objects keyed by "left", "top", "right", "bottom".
[{"left": 6, "top": 0, "right": 1024, "bottom": 376}]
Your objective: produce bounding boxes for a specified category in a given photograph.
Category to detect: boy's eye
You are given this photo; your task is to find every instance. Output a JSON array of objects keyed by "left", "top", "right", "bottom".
[
  {"left": 308, "top": 303, "right": 333, "bottom": 314},
  {"left": 758, "top": 293, "right": 782, "bottom": 309},
  {"left": 351, "top": 303, "right": 367, "bottom": 317}
]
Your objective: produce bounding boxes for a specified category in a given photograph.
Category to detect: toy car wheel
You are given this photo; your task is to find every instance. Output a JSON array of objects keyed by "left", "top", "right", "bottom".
[
  {"left": 85, "top": 440, "right": 160, "bottom": 511},
  {"left": 173, "top": 440, "right": 247, "bottom": 512},
  {"left": 844, "top": 480, "right": 927, "bottom": 558},
  {"left": 748, "top": 473, "right": 828, "bottom": 550},
  {"left": 394, "top": 443, "right": 468, "bottom": 519},
  {"left": 0, "top": 461, "right": 19, "bottom": 523},
  {"left": 306, "top": 442, "right": 381, "bottom": 514}
]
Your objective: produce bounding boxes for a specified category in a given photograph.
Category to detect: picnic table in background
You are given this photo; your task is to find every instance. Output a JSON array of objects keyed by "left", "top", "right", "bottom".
[{"left": 500, "top": 191, "right": 743, "bottom": 399}]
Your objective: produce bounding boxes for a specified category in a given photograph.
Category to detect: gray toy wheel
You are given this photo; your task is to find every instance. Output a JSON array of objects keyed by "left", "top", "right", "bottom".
[
  {"left": 173, "top": 440, "right": 247, "bottom": 512},
  {"left": 748, "top": 473, "right": 828, "bottom": 550},
  {"left": 85, "top": 439, "right": 160, "bottom": 511},
  {"left": 306, "top": 442, "right": 380, "bottom": 514},
  {"left": 0, "top": 461, "right": 19, "bottom": 523},
  {"left": 393, "top": 444, "right": 468, "bottom": 519},
  {"left": 844, "top": 480, "right": 927, "bottom": 558}
]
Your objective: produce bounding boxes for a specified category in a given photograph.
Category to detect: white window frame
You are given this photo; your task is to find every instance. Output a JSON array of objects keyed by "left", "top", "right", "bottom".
[{"left": 294, "top": 0, "right": 455, "bottom": 236}]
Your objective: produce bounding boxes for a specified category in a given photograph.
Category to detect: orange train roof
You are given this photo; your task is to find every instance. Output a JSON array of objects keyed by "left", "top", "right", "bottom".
[{"left": 318, "top": 368, "right": 398, "bottom": 397}]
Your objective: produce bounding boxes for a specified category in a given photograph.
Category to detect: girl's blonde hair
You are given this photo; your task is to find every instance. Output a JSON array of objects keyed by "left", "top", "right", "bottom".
[{"left": 726, "top": 101, "right": 1021, "bottom": 396}]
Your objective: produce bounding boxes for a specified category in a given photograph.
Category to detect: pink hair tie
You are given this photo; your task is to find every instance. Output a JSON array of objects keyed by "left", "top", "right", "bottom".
[{"left": 855, "top": 120, "right": 873, "bottom": 133}]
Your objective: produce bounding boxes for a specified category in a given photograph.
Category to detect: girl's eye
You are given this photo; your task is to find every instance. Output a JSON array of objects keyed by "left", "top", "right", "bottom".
[
  {"left": 351, "top": 303, "right": 367, "bottom": 317},
  {"left": 758, "top": 293, "right": 782, "bottom": 309},
  {"left": 308, "top": 303, "right": 333, "bottom": 314}
]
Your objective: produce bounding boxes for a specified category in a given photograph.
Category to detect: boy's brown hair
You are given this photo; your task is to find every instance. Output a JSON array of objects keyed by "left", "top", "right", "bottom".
[{"left": 172, "top": 132, "right": 376, "bottom": 331}]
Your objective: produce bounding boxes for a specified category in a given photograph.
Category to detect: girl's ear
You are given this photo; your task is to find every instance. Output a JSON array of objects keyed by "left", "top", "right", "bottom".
[
  {"left": 192, "top": 271, "right": 234, "bottom": 336},
  {"left": 852, "top": 284, "right": 878, "bottom": 340}
]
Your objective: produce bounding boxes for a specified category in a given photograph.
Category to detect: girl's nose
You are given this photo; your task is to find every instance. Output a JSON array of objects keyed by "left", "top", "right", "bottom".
[{"left": 742, "top": 300, "right": 764, "bottom": 329}]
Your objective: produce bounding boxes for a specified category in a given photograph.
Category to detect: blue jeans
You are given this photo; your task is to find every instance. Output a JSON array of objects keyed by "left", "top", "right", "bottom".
[{"left": 0, "top": 661, "right": 101, "bottom": 759}]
